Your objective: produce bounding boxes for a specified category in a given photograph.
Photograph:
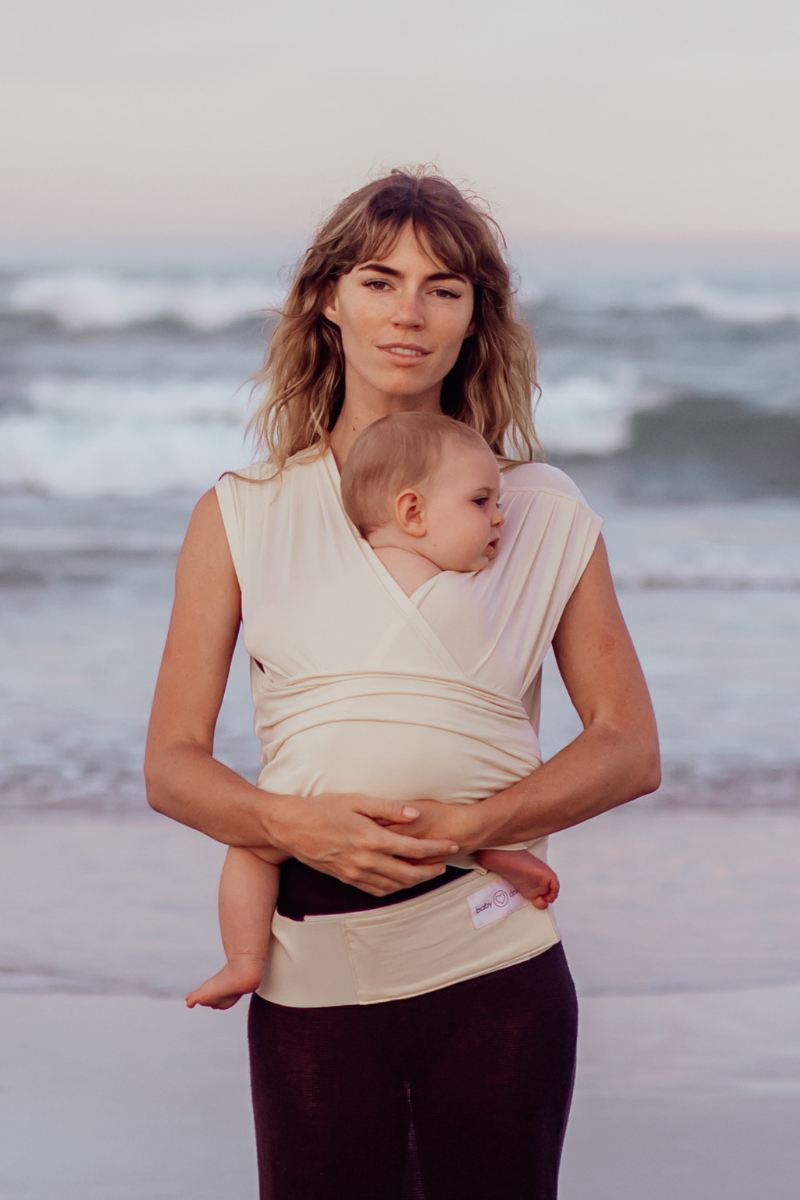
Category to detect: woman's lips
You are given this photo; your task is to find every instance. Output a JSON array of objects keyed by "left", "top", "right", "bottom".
[{"left": 378, "top": 343, "right": 432, "bottom": 364}]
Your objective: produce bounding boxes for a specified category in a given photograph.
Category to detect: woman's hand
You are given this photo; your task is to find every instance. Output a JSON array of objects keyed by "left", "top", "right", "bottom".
[
  {"left": 265, "top": 792, "right": 462, "bottom": 897},
  {"left": 382, "top": 798, "right": 488, "bottom": 860}
]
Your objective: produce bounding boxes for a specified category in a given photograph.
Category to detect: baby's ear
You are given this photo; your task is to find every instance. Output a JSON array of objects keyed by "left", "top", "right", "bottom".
[{"left": 395, "top": 489, "right": 427, "bottom": 537}]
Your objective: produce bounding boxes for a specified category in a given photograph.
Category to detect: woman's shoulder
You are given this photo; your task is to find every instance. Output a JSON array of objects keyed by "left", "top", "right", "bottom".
[
  {"left": 501, "top": 460, "right": 594, "bottom": 509},
  {"left": 214, "top": 449, "right": 332, "bottom": 552},
  {"left": 216, "top": 460, "right": 277, "bottom": 489},
  {"left": 217, "top": 446, "right": 327, "bottom": 491},
  {"left": 498, "top": 462, "right": 603, "bottom": 582}
]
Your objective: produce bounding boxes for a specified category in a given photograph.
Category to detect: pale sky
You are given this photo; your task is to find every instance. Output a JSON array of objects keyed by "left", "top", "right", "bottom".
[{"left": 1, "top": 0, "right": 799, "bottom": 238}]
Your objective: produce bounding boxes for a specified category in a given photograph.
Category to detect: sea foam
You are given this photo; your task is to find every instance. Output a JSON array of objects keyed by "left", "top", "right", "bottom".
[
  {"left": 7, "top": 272, "right": 285, "bottom": 331},
  {"left": 536, "top": 369, "right": 642, "bottom": 455},
  {"left": 1, "top": 378, "right": 254, "bottom": 495},
  {"left": 665, "top": 280, "right": 800, "bottom": 326}
]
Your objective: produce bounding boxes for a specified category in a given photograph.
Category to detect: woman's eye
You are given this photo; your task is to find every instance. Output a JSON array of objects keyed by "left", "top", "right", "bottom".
[
  {"left": 365, "top": 279, "right": 391, "bottom": 291},
  {"left": 432, "top": 288, "right": 459, "bottom": 299}
]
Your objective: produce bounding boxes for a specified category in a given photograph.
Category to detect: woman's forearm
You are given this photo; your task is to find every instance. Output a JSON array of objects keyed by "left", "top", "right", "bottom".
[
  {"left": 145, "top": 741, "right": 283, "bottom": 847},
  {"left": 145, "top": 742, "right": 462, "bottom": 895},
  {"left": 468, "top": 718, "right": 661, "bottom": 850},
  {"left": 390, "top": 718, "right": 660, "bottom": 855}
]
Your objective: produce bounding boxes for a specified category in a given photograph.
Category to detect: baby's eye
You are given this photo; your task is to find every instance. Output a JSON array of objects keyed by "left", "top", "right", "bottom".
[{"left": 473, "top": 496, "right": 488, "bottom": 507}]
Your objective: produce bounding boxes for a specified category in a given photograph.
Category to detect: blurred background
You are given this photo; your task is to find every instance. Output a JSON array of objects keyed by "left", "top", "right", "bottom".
[{"left": 1, "top": 2, "right": 799, "bottom": 1198}]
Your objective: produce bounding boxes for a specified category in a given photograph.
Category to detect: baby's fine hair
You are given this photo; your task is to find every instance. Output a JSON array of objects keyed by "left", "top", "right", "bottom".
[{"left": 340, "top": 412, "right": 491, "bottom": 538}]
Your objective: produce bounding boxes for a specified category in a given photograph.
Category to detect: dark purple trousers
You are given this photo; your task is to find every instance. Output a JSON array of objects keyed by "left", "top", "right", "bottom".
[{"left": 247, "top": 861, "right": 578, "bottom": 1200}]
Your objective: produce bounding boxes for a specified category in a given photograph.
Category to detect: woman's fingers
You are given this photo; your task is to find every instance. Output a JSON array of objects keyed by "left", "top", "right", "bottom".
[
  {"left": 376, "top": 831, "right": 459, "bottom": 859},
  {"left": 351, "top": 796, "right": 459, "bottom": 858},
  {"left": 300, "top": 852, "right": 447, "bottom": 896},
  {"left": 354, "top": 796, "right": 424, "bottom": 824},
  {"left": 275, "top": 793, "right": 460, "bottom": 892},
  {"left": 343, "top": 860, "right": 448, "bottom": 896},
  {"left": 337, "top": 841, "right": 451, "bottom": 884}
]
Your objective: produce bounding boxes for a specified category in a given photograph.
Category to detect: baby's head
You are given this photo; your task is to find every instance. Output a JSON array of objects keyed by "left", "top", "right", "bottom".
[{"left": 340, "top": 412, "right": 504, "bottom": 572}]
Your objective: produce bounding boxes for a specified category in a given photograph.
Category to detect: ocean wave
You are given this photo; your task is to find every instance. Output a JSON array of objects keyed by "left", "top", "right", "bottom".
[
  {"left": 603, "top": 502, "right": 800, "bottom": 590},
  {"left": 0, "top": 413, "right": 251, "bottom": 496},
  {"left": 663, "top": 280, "right": 800, "bottom": 326},
  {"left": 613, "top": 568, "right": 800, "bottom": 591},
  {"left": 26, "top": 376, "right": 249, "bottom": 422},
  {"left": 0, "top": 376, "right": 256, "bottom": 496},
  {"left": 5, "top": 272, "right": 285, "bottom": 331},
  {"left": 535, "top": 369, "right": 643, "bottom": 455},
  {"left": 517, "top": 276, "right": 800, "bottom": 327},
  {"left": 5, "top": 372, "right": 800, "bottom": 497},
  {"left": 610, "top": 531, "right": 800, "bottom": 589}
]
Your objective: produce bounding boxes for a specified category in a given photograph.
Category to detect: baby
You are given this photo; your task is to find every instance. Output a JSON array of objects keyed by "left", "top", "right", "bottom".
[{"left": 187, "top": 413, "right": 559, "bottom": 1009}]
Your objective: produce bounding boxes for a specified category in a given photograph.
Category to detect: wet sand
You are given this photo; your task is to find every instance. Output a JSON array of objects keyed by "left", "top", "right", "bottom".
[
  {"left": 2, "top": 985, "right": 799, "bottom": 1200},
  {"left": 2, "top": 803, "right": 799, "bottom": 1198}
]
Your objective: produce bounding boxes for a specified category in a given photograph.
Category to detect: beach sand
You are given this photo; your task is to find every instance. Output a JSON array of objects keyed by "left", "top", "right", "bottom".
[
  {"left": 1, "top": 806, "right": 799, "bottom": 1198},
  {"left": 0, "top": 994, "right": 256, "bottom": 1200},
  {"left": 1, "top": 985, "right": 798, "bottom": 1200}
]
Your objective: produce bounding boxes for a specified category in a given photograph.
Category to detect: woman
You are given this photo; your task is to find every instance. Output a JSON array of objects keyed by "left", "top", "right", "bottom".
[{"left": 145, "top": 168, "right": 660, "bottom": 1199}]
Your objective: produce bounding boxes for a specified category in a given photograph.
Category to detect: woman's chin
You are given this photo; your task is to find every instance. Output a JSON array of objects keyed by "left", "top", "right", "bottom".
[{"left": 365, "top": 363, "right": 443, "bottom": 401}]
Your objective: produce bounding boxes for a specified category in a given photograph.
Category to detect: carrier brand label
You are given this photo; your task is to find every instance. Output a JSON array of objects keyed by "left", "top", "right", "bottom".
[{"left": 467, "top": 879, "right": 528, "bottom": 929}]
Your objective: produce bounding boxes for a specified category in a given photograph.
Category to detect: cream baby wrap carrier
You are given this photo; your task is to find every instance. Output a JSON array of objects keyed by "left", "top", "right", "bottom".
[{"left": 216, "top": 450, "right": 601, "bottom": 1006}]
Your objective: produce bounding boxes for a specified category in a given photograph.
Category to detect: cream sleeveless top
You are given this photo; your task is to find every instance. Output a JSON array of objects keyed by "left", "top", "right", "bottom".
[{"left": 216, "top": 449, "right": 602, "bottom": 1006}]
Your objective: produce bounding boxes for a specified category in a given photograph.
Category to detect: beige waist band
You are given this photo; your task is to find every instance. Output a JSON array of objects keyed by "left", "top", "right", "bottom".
[{"left": 257, "top": 869, "right": 560, "bottom": 1008}]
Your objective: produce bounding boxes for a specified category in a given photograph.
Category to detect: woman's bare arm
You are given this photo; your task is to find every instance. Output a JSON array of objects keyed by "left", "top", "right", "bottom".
[
  {"left": 391, "top": 537, "right": 661, "bottom": 852},
  {"left": 144, "top": 489, "right": 459, "bottom": 895}
]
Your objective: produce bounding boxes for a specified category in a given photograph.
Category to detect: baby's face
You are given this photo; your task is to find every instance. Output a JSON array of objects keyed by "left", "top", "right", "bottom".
[{"left": 421, "top": 443, "right": 504, "bottom": 572}]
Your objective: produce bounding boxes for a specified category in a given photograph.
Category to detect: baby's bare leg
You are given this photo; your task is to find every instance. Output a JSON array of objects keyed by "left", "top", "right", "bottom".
[
  {"left": 186, "top": 846, "right": 281, "bottom": 1010},
  {"left": 474, "top": 848, "right": 560, "bottom": 911}
]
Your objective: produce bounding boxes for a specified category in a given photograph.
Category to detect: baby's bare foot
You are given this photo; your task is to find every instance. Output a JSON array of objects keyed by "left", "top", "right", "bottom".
[
  {"left": 476, "top": 848, "right": 560, "bottom": 910},
  {"left": 186, "top": 956, "right": 265, "bottom": 1010}
]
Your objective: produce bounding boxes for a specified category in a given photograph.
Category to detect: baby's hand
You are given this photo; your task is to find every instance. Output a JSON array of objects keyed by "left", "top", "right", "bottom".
[{"left": 474, "top": 848, "right": 560, "bottom": 911}]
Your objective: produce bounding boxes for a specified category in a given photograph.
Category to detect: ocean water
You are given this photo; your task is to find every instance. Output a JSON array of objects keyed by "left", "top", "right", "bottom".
[{"left": 1, "top": 238, "right": 799, "bottom": 1000}]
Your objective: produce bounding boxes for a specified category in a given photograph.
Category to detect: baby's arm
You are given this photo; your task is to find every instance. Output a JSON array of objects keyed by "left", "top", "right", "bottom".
[
  {"left": 186, "top": 845, "right": 283, "bottom": 1009},
  {"left": 474, "top": 848, "right": 559, "bottom": 911}
]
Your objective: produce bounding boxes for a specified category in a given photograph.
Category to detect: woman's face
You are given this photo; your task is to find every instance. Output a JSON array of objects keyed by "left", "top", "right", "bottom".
[{"left": 324, "top": 221, "right": 476, "bottom": 411}]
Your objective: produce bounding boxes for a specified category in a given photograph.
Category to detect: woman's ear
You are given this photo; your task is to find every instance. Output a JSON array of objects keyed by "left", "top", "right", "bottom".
[
  {"left": 322, "top": 281, "right": 340, "bottom": 327},
  {"left": 395, "top": 489, "right": 427, "bottom": 538}
]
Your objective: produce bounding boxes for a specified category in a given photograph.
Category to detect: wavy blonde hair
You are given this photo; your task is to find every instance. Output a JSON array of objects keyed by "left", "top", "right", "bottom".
[{"left": 250, "top": 166, "right": 540, "bottom": 467}]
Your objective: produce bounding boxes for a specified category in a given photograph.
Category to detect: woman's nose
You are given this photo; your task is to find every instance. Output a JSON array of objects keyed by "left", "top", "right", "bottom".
[{"left": 391, "top": 290, "right": 424, "bottom": 327}]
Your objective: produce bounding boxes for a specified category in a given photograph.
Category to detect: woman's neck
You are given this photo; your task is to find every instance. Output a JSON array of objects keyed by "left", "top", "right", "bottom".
[{"left": 328, "top": 382, "right": 443, "bottom": 469}]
